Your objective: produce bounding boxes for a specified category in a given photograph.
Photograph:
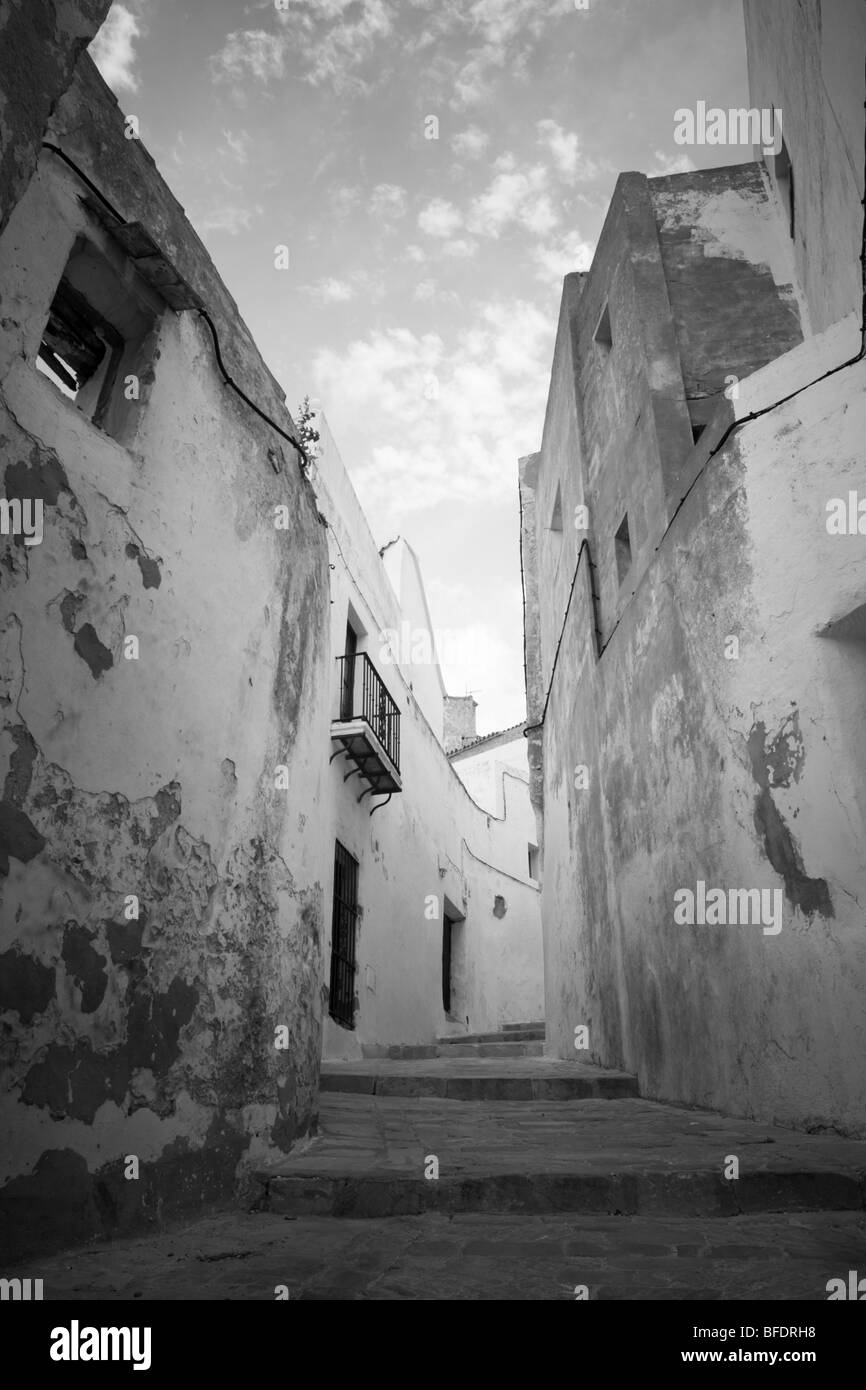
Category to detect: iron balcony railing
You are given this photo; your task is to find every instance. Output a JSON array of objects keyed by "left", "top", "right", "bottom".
[{"left": 336, "top": 651, "right": 401, "bottom": 772}]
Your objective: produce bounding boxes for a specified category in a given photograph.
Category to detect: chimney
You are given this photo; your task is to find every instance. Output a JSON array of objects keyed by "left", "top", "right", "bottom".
[{"left": 443, "top": 695, "right": 478, "bottom": 754}]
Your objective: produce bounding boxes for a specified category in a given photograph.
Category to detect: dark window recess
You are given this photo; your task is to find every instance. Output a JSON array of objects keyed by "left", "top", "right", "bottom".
[
  {"left": 594, "top": 303, "right": 613, "bottom": 353},
  {"left": 528, "top": 843, "right": 540, "bottom": 880},
  {"left": 442, "top": 915, "right": 454, "bottom": 1014},
  {"left": 329, "top": 841, "right": 360, "bottom": 1029},
  {"left": 37, "top": 279, "right": 123, "bottom": 415},
  {"left": 34, "top": 236, "right": 158, "bottom": 443},
  {"left": 340, "top": 620, "right": 358, "bottom": 722},
  {"left": 549, "top": 485, "right": 563, "bottom": 533},
  {"left": 614, "top": 513, "right": 632, "bottom": 584},
  {"left": 774, "top": 134, "right": 795, "bottom": 240},
  {"left": 691, "top": 422, "right": 706, "bottom": 444}
]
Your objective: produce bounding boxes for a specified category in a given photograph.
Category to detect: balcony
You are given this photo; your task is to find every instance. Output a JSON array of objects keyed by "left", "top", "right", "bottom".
[{"left": 330, "top": 652, "right": 402, "bottom": 802}]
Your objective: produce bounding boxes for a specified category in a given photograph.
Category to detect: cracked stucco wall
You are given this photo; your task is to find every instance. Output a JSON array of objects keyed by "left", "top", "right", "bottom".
[
  {"left": 533, "top": 310, "right": 866, "bottom": 1135},
  {"left": 0, "top": 52, "right": 331, "bottom": 1260}
]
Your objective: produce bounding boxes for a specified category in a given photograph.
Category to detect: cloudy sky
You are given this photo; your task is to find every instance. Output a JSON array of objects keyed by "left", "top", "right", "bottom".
[{"left": 89, "top": 0, "right": 748, "bottom": 732}]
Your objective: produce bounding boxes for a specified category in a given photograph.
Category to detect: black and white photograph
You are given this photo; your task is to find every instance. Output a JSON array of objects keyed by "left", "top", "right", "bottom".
[{"left": 1, "top": 0, "right": 865, "bottom": 1353}]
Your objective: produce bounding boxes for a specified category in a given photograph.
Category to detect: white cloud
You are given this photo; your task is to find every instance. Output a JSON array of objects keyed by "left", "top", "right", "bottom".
[
  {"left": 468, "top": 155, "right": 558, "bottom": 238},
  {"left": 312, "top": 297, "right": 553, "bottom": 514},
  {"left": 442, "top": 237, "right": 478, "bottom": 259},
  {"left": 532, "top": 230, "right": 595, "bottom": 284},
  {"left": 221, "top": 130, "right": 251, "bottom": 163},
  {"left": 302, "top": 277, "right": 356, "bottom": 304},
  {"left": 210, "top": 30, "right": 285, "bottom": 85},
  {"left": 647, "top": 149, "right": 698, "bottom": 176},
  {"left": 535, "top": 119, "right": 606, "bottom": 181},
  {"left": 272, "top": 0, "right": 393, "bottom": 93},
  {"left": 433, "top": 0, "right": 576, "bottom": 110},
  {"left": 411, "top": 279, "right": 460, "bottom": 304},
  {"left": 369, "top": 183, "right": 408, "bottom": 219},
  {"left": 451, "top": 124, "right": 490, "bottom": 159},
  {"left": 418, "top": 198, "right": 464, "bottom": 238},
  {"left": 89, "top": 4, "right": 142, "bottom": 94}
]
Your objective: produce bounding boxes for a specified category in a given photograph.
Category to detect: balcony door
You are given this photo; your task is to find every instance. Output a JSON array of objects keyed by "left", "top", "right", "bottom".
[
  {"left": 340, "top": 619, "right": 358, "bottom": 721},
  {"left": 329, "top": 840, "right": 359, "bottom": 1028}
]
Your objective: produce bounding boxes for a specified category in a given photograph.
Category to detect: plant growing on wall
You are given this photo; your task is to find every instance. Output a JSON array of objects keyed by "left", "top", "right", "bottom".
[{"left": 295, "top": 395, "right": 320, "bottom": 476}]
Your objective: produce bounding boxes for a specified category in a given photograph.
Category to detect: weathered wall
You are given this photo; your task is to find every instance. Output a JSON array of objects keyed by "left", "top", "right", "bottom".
[
  {"left": 311, "top": 416, "right": 544, "bottom": 1052},
  {"left": 650, "top": 163, "right": 803, "bottom": 428},
  {"left": 0, "top": 57, "right": 331, "bottom": 1260},
  {"left": 449, "top": 730, "right": 530, "bottom": 818},
  {"left": 534, "top": 312, "right": 866, "bottom": 1134},
  {"left": 744, "top": 0, "right": 866, "bottom": 335},
  {"left": 0, "top": 0, "right": 112, "bottom": 238}
]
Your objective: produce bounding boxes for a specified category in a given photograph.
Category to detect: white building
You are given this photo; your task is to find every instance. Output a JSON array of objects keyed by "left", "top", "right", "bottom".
[{"left": 311, "top": 413, "right": 544, "bottom": 1057}]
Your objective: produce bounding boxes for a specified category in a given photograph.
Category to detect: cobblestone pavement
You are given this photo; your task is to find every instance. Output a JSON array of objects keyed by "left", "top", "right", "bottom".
[
  {"left": 8, "top": 1065, "right": 866, "bottom": 1300},
  {"left": 9, "top": 1207, "right": 866, "bottom": 1300}
]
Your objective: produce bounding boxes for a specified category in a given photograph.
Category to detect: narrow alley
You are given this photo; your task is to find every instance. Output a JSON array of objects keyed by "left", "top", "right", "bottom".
[{"left": 2, "top": 0, "right": 866, "bottom": 1346}]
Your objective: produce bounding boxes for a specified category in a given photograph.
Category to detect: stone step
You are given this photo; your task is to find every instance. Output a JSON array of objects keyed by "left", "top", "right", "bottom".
[
  {"left": 361, "top": 1045, "right": 441, "bottom": 1060},
  {"left": 439, "top": 1028, "right": 545, "bottom": 1044},
  {"left": 254, "top": 1092, "right": 866, "bottom": 1221},
  {"left": 438, "top": 1041, "right": 544, "bottom": 1058},
  {"left": 261, "top": 1166, "right": 866, "bottom": 1221},
  {"left": 320, "top": 1057, "right": 636, "bottom": 1101},
  {"left": 359, "top": 1041, "right": 544, "bottom": 1060}
]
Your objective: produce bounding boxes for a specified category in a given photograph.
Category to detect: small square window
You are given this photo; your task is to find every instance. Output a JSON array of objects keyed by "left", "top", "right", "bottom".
[
  {"left": 35, "top": 237, "right": 158, "bottom": 443},
  {"left": 37, "top": 278, "right": 123, "bottom": 411},
  {"left": 614, "top": 513, "right": 632, "bottom": 584},
  {"left": 594, "top": 303, "right": 613, "bottom": 354}
]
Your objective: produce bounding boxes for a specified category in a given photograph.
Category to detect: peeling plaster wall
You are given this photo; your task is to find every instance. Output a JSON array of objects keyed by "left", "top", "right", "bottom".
[
  {"left": 311, "top": 418, "right": 543, "bottom": 1053},
  {"left": 650, "top": 163, "right": 804, "bottom": 419},
  {"left": 744, "top": 0, "right": 866, "bottom": 335},
  {"left": 0, "top": 58, "right": 331, "bottom": 1259},
  {"left": 523, "top": 135, "right": 866, "bottom": 1133},
  {"left": 530, "top": 297, "right": 866, "bottom": 1132}
]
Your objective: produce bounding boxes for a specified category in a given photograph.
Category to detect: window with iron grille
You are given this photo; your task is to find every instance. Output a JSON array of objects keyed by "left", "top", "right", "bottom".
[{"left": 329, "top": 840, "right": 359, "bottom": 1029}]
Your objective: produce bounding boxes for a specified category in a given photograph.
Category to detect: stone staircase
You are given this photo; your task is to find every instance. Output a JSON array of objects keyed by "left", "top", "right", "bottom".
[
  {"left": 359, "top": 1019, "right": 547, "bottom": 1060},
  {"left": 253, "top": 1020, "right": 866, "bottom": 1247}
]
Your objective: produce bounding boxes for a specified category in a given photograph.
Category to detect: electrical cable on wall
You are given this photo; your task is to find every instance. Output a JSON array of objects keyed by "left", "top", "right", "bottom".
[{"left": 41, "top": 141, "right": 308, "bottom": 469}]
